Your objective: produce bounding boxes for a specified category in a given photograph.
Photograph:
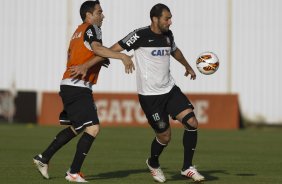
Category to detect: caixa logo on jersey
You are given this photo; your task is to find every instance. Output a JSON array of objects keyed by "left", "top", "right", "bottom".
[{"left": 151, "top": 49, "right": 170, "bottom": 56}]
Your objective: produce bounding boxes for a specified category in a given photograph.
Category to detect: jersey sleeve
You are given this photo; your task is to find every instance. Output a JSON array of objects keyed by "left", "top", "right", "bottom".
[
  {"left": 118, "top": 29, "right": 142, "bottom": 51},
  {"left": 84, "top": 25, "right": 102, "bottom": 45}
]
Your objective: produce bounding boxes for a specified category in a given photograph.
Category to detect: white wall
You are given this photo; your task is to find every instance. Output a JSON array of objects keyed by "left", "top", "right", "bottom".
[
  {"left": 0, "top": 0, "right": 67, "bottom": 92},
  {"left": 0, "top": 0, "right": 281, "bottom": 124},
  {"left": 232, "top": 0, "right": 282, "bottom": 123}
]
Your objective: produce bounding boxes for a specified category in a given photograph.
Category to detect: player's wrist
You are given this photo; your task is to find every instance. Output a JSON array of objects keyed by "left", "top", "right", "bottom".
[
  {"left": 184, "top": 65, "right": 190, "bottom": 70},
  {"left": 83, "top": 61, "right": 92, "bottom": 70},
  {"left": 120, "top": 53, "right": 127, "bottom": 60}
]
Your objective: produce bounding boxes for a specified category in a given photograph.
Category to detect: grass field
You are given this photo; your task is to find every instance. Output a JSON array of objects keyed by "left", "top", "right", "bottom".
[{"left": 0, "top": 124, "right": 282, "bottom": 184}]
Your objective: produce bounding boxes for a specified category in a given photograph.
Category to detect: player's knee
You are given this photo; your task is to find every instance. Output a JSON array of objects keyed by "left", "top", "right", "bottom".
[
  {"left": 157, "top": 136, "right": 171, "bottom": 145},
  {"left": 188, "top": 117, "right": 198, "bottom": 128},
  {"left": 85, "top": 124, "right": 100, "bottom": 137},
  {"left": 153, "top": 120, "right": 170, "bottom": 134},
  {"left": 161, "top": 135, "right": 171, "bottom": 144},
  {"left": 182, "top": 112, "right": 198, "bottom": 130},
  {"left": 157, "top": 129, "right": 171, "bottom": 144}
]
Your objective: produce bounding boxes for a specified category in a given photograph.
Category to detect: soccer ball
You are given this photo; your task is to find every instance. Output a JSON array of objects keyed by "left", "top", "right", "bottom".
[{"left": 196, "top": 52, "right": 219, "bottom": 75}]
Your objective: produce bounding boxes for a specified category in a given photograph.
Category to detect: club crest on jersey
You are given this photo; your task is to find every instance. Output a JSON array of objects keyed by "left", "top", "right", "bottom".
[
  {"left": 86, "top": 29, "right": 93, "bottom": 39},
  {"left": 126, "top": 33, "right": 140, "bottom": 46},
  {"left": 151, "top": 49, "right": 170, "bottom": 56}
]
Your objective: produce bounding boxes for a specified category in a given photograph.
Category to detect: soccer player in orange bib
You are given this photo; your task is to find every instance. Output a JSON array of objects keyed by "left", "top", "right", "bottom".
[{"left": 33, "top": 1, "right": 134, "bottom": 182}]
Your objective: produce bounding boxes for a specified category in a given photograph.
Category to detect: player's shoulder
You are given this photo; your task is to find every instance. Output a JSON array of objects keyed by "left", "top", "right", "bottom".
[
  {"left": 86, "top": 24, "right": 102, "bottom": 40},
  {"left": 165, "top": 29, "right": 174, "bottom": 37},
  {"left": 86, "top": 24, "right": 101, "bottom": 33},
  {"left": 132, "top": 26, "right": 151, "bottom": 36},
  {"left": 135, "top": 26, "right": 150, "bottom": 32},
  {"left": 121, "top": 26, "right": 150, "bottom": 42}
]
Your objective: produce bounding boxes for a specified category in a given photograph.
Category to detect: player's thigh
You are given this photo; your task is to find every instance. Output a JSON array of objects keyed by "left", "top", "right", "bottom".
[
  {"left": 85, "top": 124, "right": 100, "bottom": 137},
  {"left": 68, "top": 96, "right": 99, "bottom": 132},
  {"left": 166, "top": 85, "right": 194, "bottom": 120},
  {"left": 138, "top": 94, "right": 170, "bottom": 133},
  {"left": 60, "top": 85, "right": 99, "bottom": 133}
]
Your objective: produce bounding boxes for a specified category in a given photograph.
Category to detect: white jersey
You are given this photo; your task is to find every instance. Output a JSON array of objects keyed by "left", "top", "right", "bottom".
[{"left": 118, "top": 26, "right": 177, "bottom": 95}]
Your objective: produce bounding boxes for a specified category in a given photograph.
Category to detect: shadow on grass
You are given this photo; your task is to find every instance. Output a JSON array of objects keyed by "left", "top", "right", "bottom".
[
  {"left": 86, "top": 169, "right": 257, "bottom": 182},
  {"left": 235, "top": 173, "right": 256, "bottom": 176},
  {"left": 168, "top": 170, "right": 230, "bottom": 182},
  {"left": 86, "top": 169, "right": 148, "bottom": 181}
]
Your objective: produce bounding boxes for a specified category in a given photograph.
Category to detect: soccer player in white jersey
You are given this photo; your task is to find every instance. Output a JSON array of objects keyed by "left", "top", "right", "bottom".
[{"left": 110, "top": 3, "right": 205, "bottom": 183}]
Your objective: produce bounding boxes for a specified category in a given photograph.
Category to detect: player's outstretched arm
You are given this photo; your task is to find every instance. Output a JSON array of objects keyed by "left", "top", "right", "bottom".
[
  {"left": 92, "top": 42, "right": 135, "bottom": 74},
  {"left": 69, "top": 42, "right": 135, "bottom": 79},
  {"left": 68, "top": 55, "right": 106, "bottom": 80},
  {"left": 172, "top": 48, "right": 196, "bottom": 80},
  {"left": 110, "top": 43, "right": 135, "bottom": 74}
]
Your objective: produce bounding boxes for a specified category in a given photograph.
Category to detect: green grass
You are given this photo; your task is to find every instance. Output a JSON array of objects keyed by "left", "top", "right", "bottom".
[{"left": 0, "top": 124, "right": 282, "bottom": 184}]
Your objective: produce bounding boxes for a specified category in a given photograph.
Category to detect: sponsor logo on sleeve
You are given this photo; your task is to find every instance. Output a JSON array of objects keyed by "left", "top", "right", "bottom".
[{"left": 126, "top": 33, "right": 140, "bottom": 46}]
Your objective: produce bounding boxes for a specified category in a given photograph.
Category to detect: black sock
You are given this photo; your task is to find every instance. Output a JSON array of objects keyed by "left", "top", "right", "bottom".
[
  {"left": 149, "top": 137, "right": 167, "bottom": 168},
  {"left": 70, "top": 132, "right": 95, "bottom": 174},
  {"left": 182, "top": 129, "right": 197, "bottom": 170},
  {"left": 42, "top": 127, "right": 76, "bottom": 162}
]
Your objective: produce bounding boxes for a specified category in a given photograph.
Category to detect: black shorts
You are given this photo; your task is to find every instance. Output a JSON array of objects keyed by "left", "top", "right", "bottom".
[
  {"left": 138, "top": 85, "right": 193, "bottom": 133},
  {"left": 59, "top": 85, "right": 99, "bottom": 132}
]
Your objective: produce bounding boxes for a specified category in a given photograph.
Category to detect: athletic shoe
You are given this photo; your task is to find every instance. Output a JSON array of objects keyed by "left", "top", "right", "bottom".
[
  {"left": 181, "top": 166, "right": 205, "bottom": 182},
  {"left": 65, "top": 171, "right": 88, "bottom": 183},
  {"left": 33, "top": 154, "right": 49, "bottom": 179},
  {"left": 146, "top": 159, "right": 166, "bottom": 183}
]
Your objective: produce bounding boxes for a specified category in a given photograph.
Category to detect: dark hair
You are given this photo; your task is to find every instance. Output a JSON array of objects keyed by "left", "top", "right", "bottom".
[
  {"left": 80, "top": 0, "right": 100, "bottom": 21},
  {"left": 150, "top": 3, "right": 170, "bottom": 21}
]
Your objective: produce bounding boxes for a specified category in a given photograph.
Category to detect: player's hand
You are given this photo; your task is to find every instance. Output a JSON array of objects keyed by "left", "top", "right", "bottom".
[
  {"left": 185, "top": 67, "right": 196, "bottom": 80},
  {"left": 121, "top": 54, "right": 135, "bottom": 74},
  {"left": 69, "top": 64, "right": 88, "bottom": 80}
]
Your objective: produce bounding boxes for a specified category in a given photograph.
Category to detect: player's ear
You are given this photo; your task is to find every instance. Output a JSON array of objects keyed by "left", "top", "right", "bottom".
[
  {"left": 152, "top": 17, "right": 158, "bottom": 24},
  {"left": 85, "top": 12, "right": 93, "bottom": 19}
]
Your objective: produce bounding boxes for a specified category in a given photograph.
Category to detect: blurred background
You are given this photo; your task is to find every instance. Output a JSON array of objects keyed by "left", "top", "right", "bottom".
[{"left": 0, "top": 0, "right": 281, "bottom": 126}]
